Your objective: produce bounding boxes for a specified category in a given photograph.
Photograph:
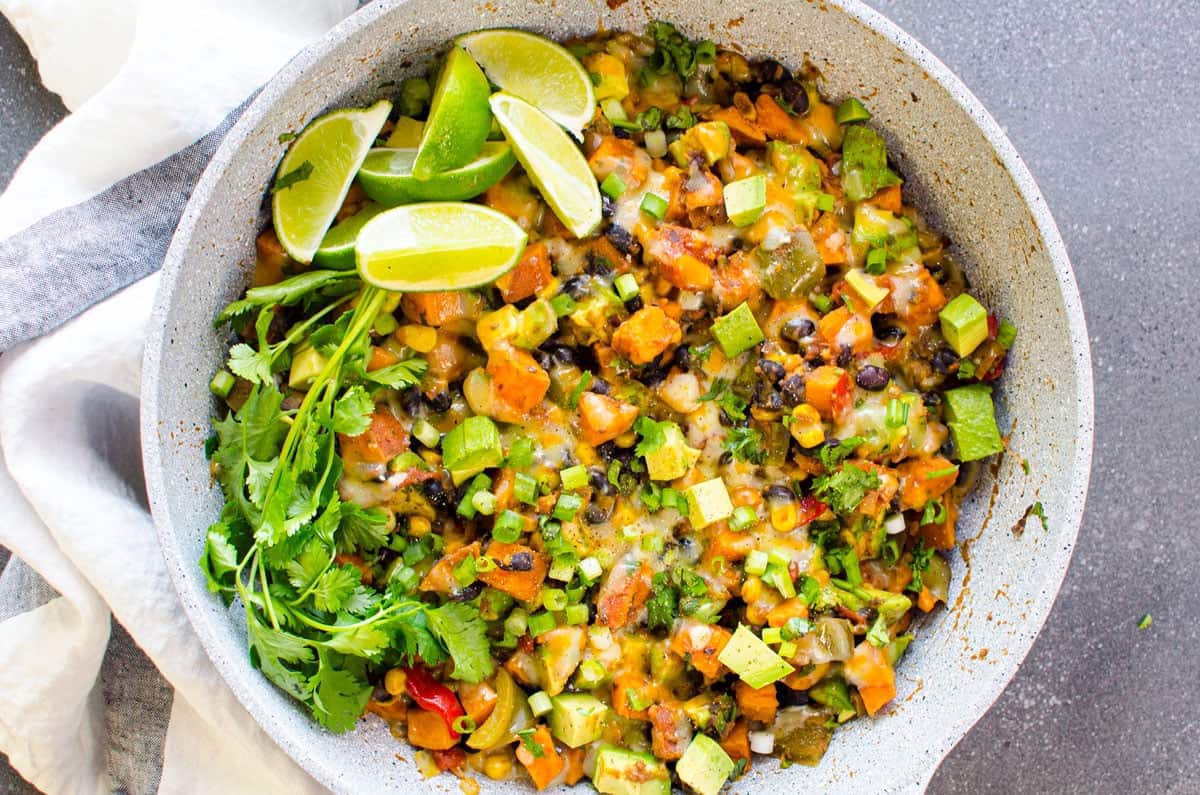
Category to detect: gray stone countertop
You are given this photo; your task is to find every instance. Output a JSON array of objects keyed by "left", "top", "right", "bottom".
[{"left": 2, "top": 1, "right": 1198, "bottom": 793}]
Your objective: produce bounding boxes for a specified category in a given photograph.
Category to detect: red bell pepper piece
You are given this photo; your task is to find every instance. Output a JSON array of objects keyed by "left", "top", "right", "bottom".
[{"left": 405, "top": 666, "right": 466, "bottom": 738}]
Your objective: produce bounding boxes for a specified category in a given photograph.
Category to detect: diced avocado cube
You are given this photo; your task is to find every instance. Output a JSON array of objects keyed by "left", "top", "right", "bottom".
[
  {"left": 548, "top": 693, "right": 609, "bottom": 748},
  {"left": 442, "top": 416, "right": 503, "bottom": 482},
  {"left": 711, "top": 301, "right": 764, "bottom": 357},
  {"left": 943, "top": 384, "right": 1004, "bottom": 462},
  {"left": 384, "top": 116, "right": 424, "bottom": 147},
  {"left": 685, "top": 478, "right": 734, "bottom": 530},
  {"left": 288, "top": 345, "right": 327, "bottom": 390},
  {"left": 584, "top": 52, "right": 630, "bottom": 101},
  {"left": 676, "top": 734, "right": 735, "bottom": 795},
  {"left": 939, "top": 293, "right": 989, "bottom": 356},
  {"left": 723, "top": 174, "right": 767, "bottom": 227},
  {"left": 844, "top": 269, "right": 890, "bottom": 311},
  {"left": 515, "top": 298, "right": 558, "bottom": 349},
  {"left": 644, "top": 423, "right": 701, "bottom": 481},
  {"left": 593, "top": 746, "right": 671, "bottom": 795},
  {"left": 717, "top": 624, "right": 794, "bottom": 688},
  {"left": 669, "top": 121, "right": 731, "bottom": 167},
  {"left": 536, "top": 625, "right": 586, "bottom": 696}
]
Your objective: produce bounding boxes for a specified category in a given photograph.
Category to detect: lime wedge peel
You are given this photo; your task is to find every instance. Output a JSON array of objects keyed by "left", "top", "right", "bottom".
[
  {"left": 490, "top": 92, "right": 602, "bottom": 238},
  {"left": 312, "top": 203, "right": 387, "bottom": 270},
  {"left": 355, "top": 203, "right": 528, "bottom": 292},
  {"left": 413, "top": 46, "right": 493, "bottom": 180},
  {"left": 458, "top": 28, "right": 596, "bottom": 140},
  {"left": 271, "top": 100, "right": 391, "bottom": 263},
  {"left": 357, "top": 142, "right": 516, "bottom": 206}
]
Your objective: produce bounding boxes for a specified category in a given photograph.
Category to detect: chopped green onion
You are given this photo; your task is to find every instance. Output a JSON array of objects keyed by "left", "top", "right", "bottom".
[
  {"left": 457, "top": 473, "right": 493, "bottom": 519},
  {"left": 764, "top": 564, "right": 796, "bottom": 598},
  {"left": 761, "top": 627, "right": 783, "bottom": 645},
  {"left": 514, "top": 472, "right": 539, "bottom": 505},
  {"left": 550, "top": 293, "right": 577, "bottom": 317},
  {"left": 506, "top": 436, "right": 535, "bottom": 468},
  {"left": 543, "top": 588, "right": 568, "bottom": 611},
  {"left": 527, "top": 611, "right": 557, "bottom": 638},
  {"left": 920, "top": 499, "right": 947, "bottom": 526},
  {"left": 816, "top": 192, "right": 835, "bottom": 213},
  {"left": 452, "top": 555, "right": 477, "bottom": 587},
  {"left": 579, "top": 556, "right": 603, "bottom": 580},
  {"left": 641, "top": 534, "right": 664, "bottom": 553},
  {"left": 745, "top": 550, "right": 769, "bottom": 576},
  {"left": 809, "top": 293, "right": 833, "bottom": 314},
  {"left": 411, "top": 418, "right": 441, "bottom": 449},
  {"left": 996, "top": 319, "right": 1018, "bottom": 350},
  {"left": 528, "top": 691, "right": 553, "bottom": 717},
  {"left": 493, "top": 509, "right": 524, "bottom": 543},
  {"left": 564, "top": 604, "right": 590, "bottom": 625},
  {"left": 600, "top": 172, "right": 627, "bottom": 199},
  {"left": 475, "top": 555, "right": 498, "bottom": 574},
  {"left": 835, "top": 97, "right": 872, "bottom": 124},
  {"left": 606, "top": 459, "right": 621, "bottom": 487},
  {"left": 625, "top": 688, "right": 653, "bottom": 711},
  {"left": 866, "top": 247, "right": 888, "bottom": 275},
  {"left": 778, "top": 640, "right": 798, "bottom": 659},
  {"left": 209, "top": 370, "right": 236, "bottom": 399},
  {"left": 1138, "top": 613, "right": 1153, "bottom": 630},
  {"left": 553, "top": 493, "right": 583, "bottom": 521},
  {"left": 640, "top": 192, "right": 668, "bottom": 219},
  {"left": 373, "top": 312, "right": 398, "bottom": 336},
  {"left": 661, "top": 487, "right": 685, "bottom": 513},
  {"left": 504, "top": 609, "right": 528, "bottom": 636},
  {"left": 768, "top": 549, "right": 791, "bottom": 568},
  {"left": 575, "top": 659, "right": 608, "bottom": 689},
  {"left": 549, "top": 555, "right": 576, "bottom": 582},
  {"left": 885, "top": 398, "right": 910, "bottom": 429},
  {"left": 560, "top": 465, "right": 589, "bottom": 491},
  {"left": 730, "top": 505, "right": 758, "bottom": 531},
  {"left": 614, "top": 272, "right": 639, "bottom": 301},
  {"left": 925, "top": 465, "right": 959, "bottom": 480},
  {"left": 568, "top": 371, "right": 592, "bottom": 409},
  {"left": 451, "top": 715, "right": 477, "bottom": 734},
  {"left": 783, "top": 617, "right": 812, "bottom": 639},
  {"left": 471, "top": 489, "right": 497, "bottom": 516}
]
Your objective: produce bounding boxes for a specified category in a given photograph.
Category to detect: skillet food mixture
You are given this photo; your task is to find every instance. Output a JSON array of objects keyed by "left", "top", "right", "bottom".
[{"left": 203, "top": 23, "right": 1014, "bottom": 794}]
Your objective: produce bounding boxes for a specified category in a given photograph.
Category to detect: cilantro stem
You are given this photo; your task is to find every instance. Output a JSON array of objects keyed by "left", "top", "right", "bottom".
[{"left": 290, "top": 599, "right": 427, "bottom": 634}]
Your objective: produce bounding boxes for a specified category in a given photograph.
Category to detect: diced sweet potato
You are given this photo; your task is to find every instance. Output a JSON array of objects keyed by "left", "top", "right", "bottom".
[
  {"left": 407, "top": 708, "right": 458, "bottom": 750},
  {"left": 587, "top": 135, "right": 651, "bottom": 190},
  {"left": 515, "top": 725, "right": 564, "bottom": 790},
  {"left": 578, "top": 391, "right": 640, "bottom": 446},
  {"left": 597, "top": 560, "right": 653, "bottom": 630},
  {"left": 487, "top": 342, "right": 550, "bottom": 414},
  {"left": 421, "top": 542, "right": 482, "bottom": 595},
  {"left": 402, "top": 290, "right": 484, "bottom": 328},
  {"left": 669, "top": 619, "right": 732, "bottom": 681},
  {"left": 705, "top": 106, "right": 765, "bottom": 146},
  {"left": 755, "top": 94, "right": 806, "bottom": 143},
  {"left": 338, "top": 409, "right": 409, "bottom": 470},
  {"left": 719, "top": 720, "right": 751, "bottom": 763},
  {"left": 812, "top": 214, "right": 848, "bottom": 265},
  {"left": 496, "top": 242, "right": 553, "bottom": 303},
  {"left": 712, "top": 251, "right": 762, "bottom": 312},
  {"left": 918, "top": 495, "right": 958, "bottom": 550},
  {"left": 478, "top": 541, "right": 549, "bottom": 602},
  {"left": 734, "top": 680, "right": 778, "bottom": 723},
  {"left": 872, "top": 184, "right": 903, "bottom": 212},
  {"left": 611, "top": 306, "right": 682, "bottom": 365},
  {"left": 649, "top": 704, "right": 692, "bottom": 760},
  {"left": 844, "top": 642, "right": 896, "bottom": 716},
  {"left": 804, "top": 366, "right": 851, "bottom": 420},
  {"left": 896, "top": 456, "right": 958, "bottom": 510},
  {"left": 639, "top": 224, "right": 717, "bottom": 290}
]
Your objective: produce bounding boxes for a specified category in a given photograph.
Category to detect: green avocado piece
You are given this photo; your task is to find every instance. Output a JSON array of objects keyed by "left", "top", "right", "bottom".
[
  {"left": 711, "top": 301, "right": 764, "bottom": 358},
  {"left": 593, "top": 746, "right": 671, "bottom": 795},
  {"left": 939, "top": 293, "right": 989, "bottom": 356},
  {"left": 717, "top": 624, "right": 793, "bottom": 688},
  {"left": 676, "top": 734, "right": 735, "bottom": 795},
  {"left": 548, "top": 693, "right": 609, "bottom": 748},
  {"left": 644, "top": 423, "right": 700, "bottom": 481},
  {"left": 442, "top": 415, "right": 503, "bottom": 482},
  {"left": 943, "top": 384, "right": 1003, "bottom": 461}
]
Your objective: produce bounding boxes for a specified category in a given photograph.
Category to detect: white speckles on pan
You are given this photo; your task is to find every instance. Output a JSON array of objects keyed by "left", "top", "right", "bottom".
[{"left": 140, "top": 1, "right": 1094, "bottom": 792}]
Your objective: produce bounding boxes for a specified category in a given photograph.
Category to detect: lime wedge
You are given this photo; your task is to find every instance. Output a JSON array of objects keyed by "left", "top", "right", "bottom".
[
  {"left": 356, "top": 203, "right": 528, "bottom": 292},
  {"left": 458, "top": 29, "right": 596, "bottom": 140},
  {"left": 270, "top": 100, "right": 391, "bottom": 263},
  {"left": 312, "top": 203, "right": 387, "bottom": 269},
  {"left": 489, "top": 92, "right": 602, "bottom": 238},
  {"left": 358, "top": 142, "right": 516, "bottom": 206},
  {"left": 385, "top": 116, "right": 424, "bottom": 148},
  {"left": 413, "top": 47, "right": 492, "bottom": 180}
]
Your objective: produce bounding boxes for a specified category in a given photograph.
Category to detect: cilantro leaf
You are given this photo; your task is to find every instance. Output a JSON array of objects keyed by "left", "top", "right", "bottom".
[
  {"left": 283, "top": 541, "right": 330, "bottom": 590},
  {"left": 699, "top": 378, "right": 748, "bottom": 421},
  {"left": 634, "top": 416, "right": 671, "bottom": 457},
  {"left": 309, "top": 652, "right": 372, "bottom": 733},
  {"left": 724, "top": 426, "right": 765, "bottom": 464},
  {"left": 311, "top": 565, "right": 361, "bottom": 613},
  {"left": 330, "top": 385, "right": 374, "bottom": 435},
  {"left": 337, "top": 501, "right": 391, "bottom": 554},
  {"left": 814, "top": 463, "right": 880, "bottom": 515},
  {"left": 200, "top": 523, "right": 241, "bottom": 597},
  {"left": 227, "top": 343, "right": 274, "bottom": 385},
  {"left": 388, "top": 609, "right": 447, "bottom": 668},
  {"left": 324, "top": 623, "right": 390, "bottom": 659},
  {"left": 364, "top": 358, "right": 428, "bottom": 390},
  {"left": 215, "top": 270, "right": 358, "bottom": 328},
  {"left": 819, "top": 436, "right": 866, "bottom": 471},
  {"left": 271, "top": 160, "right": 314, "bottom": 194},
  {"left": 646, "top": 572, "right": 679, "bottom": 631},
  {"left": 906, "top": 543, "right": 933, "bottom": 593},
  {"left": 248, "top": 611, "right": 314, "bottom": 666},
  {"left": 426, "top": 602, "right": 494, "bottom": 683}
]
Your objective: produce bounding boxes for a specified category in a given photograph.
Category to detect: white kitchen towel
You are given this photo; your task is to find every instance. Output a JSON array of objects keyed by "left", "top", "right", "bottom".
[{"left": 0, "top": 1, "right": 359, "bottom": 792}]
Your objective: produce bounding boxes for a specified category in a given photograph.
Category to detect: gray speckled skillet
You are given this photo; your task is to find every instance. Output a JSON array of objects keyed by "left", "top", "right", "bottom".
[{"left": 141, "top": 1, "right": 1094, "bottom": 792}]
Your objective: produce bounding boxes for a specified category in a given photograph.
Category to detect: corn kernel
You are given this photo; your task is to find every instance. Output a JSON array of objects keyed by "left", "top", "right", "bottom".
[
  {"left": 613, "top": 430, "right": 637, "bottom": 448},
  {"left": 408, "top": 516, "right": 432, "bottom": 537},
  {"left": 576, "top": 443, "right": 600, "bottom": 467},
  {"left": 384, "top": 668, "right": 407, "bottom": 696},
  {"left": 396, "top": 324, "right": 438, "bottom": 353},
  {"left": 476, "top": 305, "right": 520, "bottom": 350},
  {"left": 788, "top": 404, "right": 825, "bottom": 448},
  {"left": 483, "top": 753, "right": 513, "bottom": 780},
  {"left": 741, "top": 575, "right": 765, "bottom": 603},
  {"left": 770, "top": 502, "right": 798, "bottom": 532}
]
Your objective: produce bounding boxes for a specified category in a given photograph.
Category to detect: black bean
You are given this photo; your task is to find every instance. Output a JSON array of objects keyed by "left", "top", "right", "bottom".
[
  {"left": 871, "top": 313, "right": 905, "bottom": 342},
  {"left": 931, "top": 348, "right": 959, "bottom": 374},
  {"left": 921, "top": 391, "right": 942, "bottom": 408},
  {"left": 755, "top": 59, "right": 791, "bottom": 83},
  {"left": 807, "top": 353, "right": 826, "bottom": 367},
  {"left": 562, "top": 275, "right": 590, "bottom": 300},
  {"left": 401, "top": 386, "right": 424, "bottom": 416},
  {"left": 765, "top": 484, "right": 796, "bottom": 503},
  {"left": 672, "top": 344, "right": 691, "bottom": 372},
  {"left": 572, "top": 344, "right": 600, "bottom": 373},
  {"left": 776, "top": 683, "right": 810, "bottom": 707},
  {"left": 422, "top": 478, "right": 453, "bottom": 511},
  {"left": 718, "top": 450, "right": 734, "bottom": 466},
  {"left": 588, "top": 377, "right": 612, "bottom": 395},
  {"left": 589, "top": 468, "right": 615, "bottom": 496},
  {"left": 780, "top": 374, "right": 806, "bottom": 407},
  {"left": 613, "top": 126, "right": 632, "bottom": 139},
  {"left": 606, "top": 224, "right": 636, "bottom": 255},
  {"left": 855, "top": 365, "right": 890, "bottom": 391},
  {"left": 754, "top": 385, "right": 784, "bottom": 412},
  {"left": 781, "top": 317, "right": 815, "bottom": 343},
  {"left": 450, "top": 582, "right": 484, "bottom": 602},
  {"left": 836, "top": 345, "right": 854, "bottom": 367},
  {"left": 500, "top": 552, "right": 534, "bottom": 572},
  {"left": 585, "top": 256, "right": 613, "bottom": 278},
  {"left": 759, "top": 359, "right": 786, "bottom": 383},
  {"left": 624, "top": 295, "right": 644, "bottom": 313},
  {"left": 601, "top": 194, "right": 616, "bottom": 218},
  {"left": 781, "top": 80, "right": 809, "bottom": 115},
  {"left": 531, "top": 348, "right": 553, "bottom": 370},
  {"left": 641, "top": 362, "right": 669, "bottom": 388}
]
